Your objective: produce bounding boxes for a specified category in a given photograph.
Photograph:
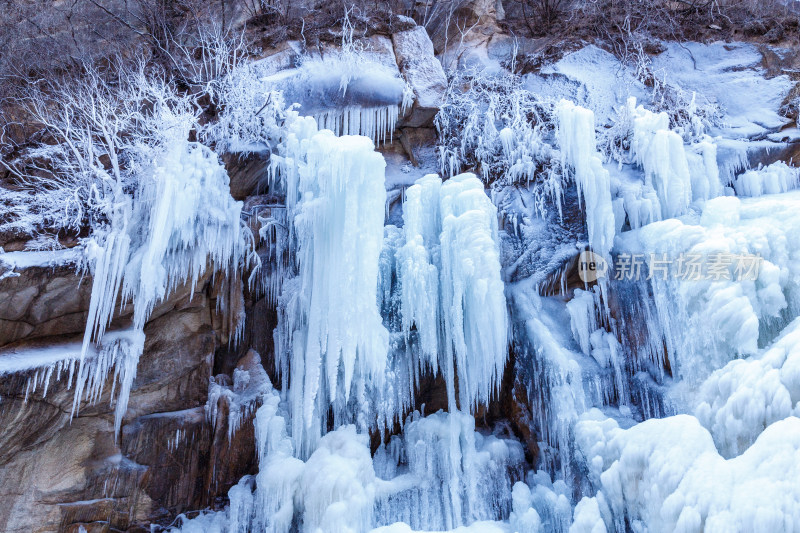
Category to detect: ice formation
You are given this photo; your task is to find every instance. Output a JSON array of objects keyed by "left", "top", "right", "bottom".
[
  {"left": 556, "top": 100, "right": 615, "bottom": 258},
  {"left": 733, "top": 161, "right": 800, "bottom": 197},
  {"left": 76, "top": 139, "right": 248, "bottom": 435},
  {"left": 575, "top": 409, "right": 800, "bottom": 533},
  {"left": 397, "top": 173, "right": 508, "bottom": 412},
  {"left": 9, "top": 34, "right": 800, "bottom": 533},
  {"left": 616, "top": 191, "right": 800, "bottom": 381},
  {"left": 269, "top": 113, "right": 390, "bottom": 455}
]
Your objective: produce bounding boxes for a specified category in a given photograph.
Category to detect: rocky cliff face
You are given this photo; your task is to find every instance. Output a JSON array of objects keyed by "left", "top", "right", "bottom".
[{"left": 0, "top": 254, "right": 254, "bottom": 531}]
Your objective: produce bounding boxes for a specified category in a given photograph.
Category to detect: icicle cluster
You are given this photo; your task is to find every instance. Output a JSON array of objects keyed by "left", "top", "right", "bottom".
[
  {"left": 77, "top": 139, "right": 248, "bottom": 436},
  {"left": 270, "top": 112, "right": 390, "bottom": 456},
  {"left": 556, "top": 100, "right": 615, "bottom": 258},
  {"left": 397, "top": 173, "right": 508, "bottom": 413}
]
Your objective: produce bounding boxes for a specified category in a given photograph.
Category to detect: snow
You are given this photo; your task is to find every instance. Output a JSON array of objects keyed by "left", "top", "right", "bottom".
[
  {"left": 526, "top": 45, "right": 648, "bottom": 127},
  {"left": 0, "top": 342, "right": 82, "bottom": 376},
  {"left": 0, "top": 248, "right": 81, "bottom": 270},
  {"left": 695, "top": 318, "right": 800, "bottom": 457},
  {"left": 650, "top": 42, "right": 795, "bottom": 138},
  {"left": 576, "top": 410, "right": 800, "bottom": 533},
  {"left": 391, "top": 26, "right": 448, "bottom": 127}
]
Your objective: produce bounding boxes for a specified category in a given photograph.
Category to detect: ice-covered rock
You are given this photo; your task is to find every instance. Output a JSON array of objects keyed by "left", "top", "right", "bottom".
[{"left": 650, "top": 42, "right": 795, "bottom": 138}]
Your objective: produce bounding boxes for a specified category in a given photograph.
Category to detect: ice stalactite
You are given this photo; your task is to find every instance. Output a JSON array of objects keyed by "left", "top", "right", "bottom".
[
  {"left": 567, "top": 288, "right": 627, "bottom": 406},
  {"left": 556, "top": 100, "right": 615, "bottom": 259},
  {"left": 314, "top": 105, "right": 401, "bottom": 146},
  {"left": 373, "top": 411, "right": 525, "bottom": 530},
  {"left": 397, "top": 172, "right": 508, "bottom": 413},
  {"left": 72, "top": 329, "right": 145, "bottom": 434},
  {"left": 627, "top": 97, "right": 722, "bottom": 219},
  {"left": 733, "top": 161, "right": 800, "bottom": 197},
  {"left": 76, "top": 139, "right": 248, "bottom": 436},
  {"left": 270, "top": 112, "right": 389, "bottom": 456}
]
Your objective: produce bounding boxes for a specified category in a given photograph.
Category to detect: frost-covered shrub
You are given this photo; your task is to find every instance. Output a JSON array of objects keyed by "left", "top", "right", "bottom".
[
  {"left": 201, "top": 62, "right": 287, "bottom": 154},
  {"left": 434, "top": 69, "right": 555, "bottom": 186},
  {"left": 5, "top": 59, "right": 198, "bottom": 234}
]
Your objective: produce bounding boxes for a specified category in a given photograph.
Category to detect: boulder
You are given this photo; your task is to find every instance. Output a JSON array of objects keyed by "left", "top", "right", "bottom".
[{"left": 392, "top": 27, "right": 448, "bottom": 128}]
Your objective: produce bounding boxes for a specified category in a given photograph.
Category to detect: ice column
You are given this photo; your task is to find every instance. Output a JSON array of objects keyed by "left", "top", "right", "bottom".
[
  {"left": 272, "top": 117, "right": 390, "bottom": 456},
  {"left": 555, "top": 100, "right": 615, "bottom": 259},
  {"left": 397, "top": 173, "right": 508, "bottom": 413}
]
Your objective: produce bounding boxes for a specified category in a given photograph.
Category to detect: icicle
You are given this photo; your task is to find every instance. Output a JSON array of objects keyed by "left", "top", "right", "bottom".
[
  {"left": 733, "top": 161, "right": 800, "bottom": 197},
  {"left": 555, "top": 100, "right": 615, "bottom": 259},
  {"left": 397, "top": 173, "right": 508, "bottom": 414},
  {"left": 271, "top": 114, "right": 390, "bottom": 456},
  {"left": 314, "top": 105, "right": 400, "bottom": 145}
]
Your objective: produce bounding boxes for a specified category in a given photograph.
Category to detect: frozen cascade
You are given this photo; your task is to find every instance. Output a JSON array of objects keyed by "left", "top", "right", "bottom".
[
  {"left": 615, "top": 192, "right": 800, "bottom": 382},
  {"left": 733, "top": 161, "right": 800, "bottom": 197},
  {"left": 270, "top": 112, "right": 390, "bottom": 456},
  {"left": 12, "top": 46, "right": 795, "bottom": 530},
  {"left": 627, "top": 97, "right": 722, "bottom": 219},
  {"left": 15, "top": 136, "right": 249, "bottom": 438},
  {"left": 373, "top": 410, "right": 525, "bottom": 530}
]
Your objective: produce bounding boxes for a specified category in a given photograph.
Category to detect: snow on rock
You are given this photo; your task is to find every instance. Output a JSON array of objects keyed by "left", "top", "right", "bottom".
[
  {"left": 0, "top": 342, "right": 82, "bottom": 377},
  {"left": 525, "top": 45, "right": 648, "bottom": 127},
  {"left": 0, "top": 247, "right": 82, "bottom": 272},
  {"left": 392, "top": 26, "right": 448, "bottom": 127},
  {"left": 734, "top": 161, "right": 800, "bottom": 197},
  {"left": 650, "top": 42, "right": 795, "bottom": 138},
  {"left": 262, "top": 40, "right": 409, "bottom": 143}
]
